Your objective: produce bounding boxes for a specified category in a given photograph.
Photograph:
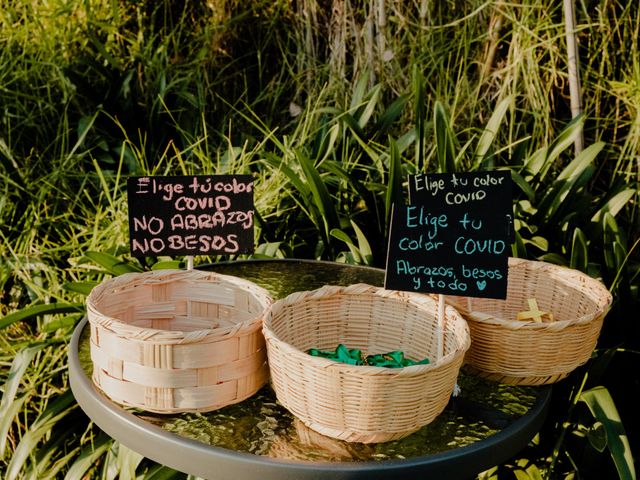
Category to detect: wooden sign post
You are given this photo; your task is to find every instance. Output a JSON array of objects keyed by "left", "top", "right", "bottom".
[
  {"left": 385, "top": 171, "right": 513, "bottom": 359},
  {"left": 127, "top": 175, "right": 255, "bottom": 263}
]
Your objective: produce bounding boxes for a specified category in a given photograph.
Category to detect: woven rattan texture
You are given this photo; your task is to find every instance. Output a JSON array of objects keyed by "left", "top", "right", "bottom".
[
  {"left": 447, "top": 258, "right": 612, "bottom": 385},
  {"left": 263, "top": 284, "right": 470, "bottom": 443},
  {"left": 87, "top": 269, "right": 272, "bottom": 413}
]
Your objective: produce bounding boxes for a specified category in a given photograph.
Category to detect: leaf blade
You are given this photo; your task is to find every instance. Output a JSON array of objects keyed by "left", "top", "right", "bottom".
[
  {"left": 0, "top": 303, "right": 85, "bottom": 330},
  {"left": 474, "top": 96, "right": 511, "bottom": 167},
  {"left": 580, "top": 386, "right": 636, "bottom": 480},
  {"left": 434, "top": 101, "right": 456, "bottom": 173},
  {"left": 84, "top": 251, "right": 143, "bottom": 275}
]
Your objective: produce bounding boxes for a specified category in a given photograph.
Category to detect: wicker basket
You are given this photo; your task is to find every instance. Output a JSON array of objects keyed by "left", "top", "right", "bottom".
[
  {"left": 262, "top": 284, "right": 470, "bottom": 443},
  {"left": 86, "top": 269, "right": 272, "bottom": 413},
  {"left": 447, "top": 258, "right": 612, "bottom": 386}
]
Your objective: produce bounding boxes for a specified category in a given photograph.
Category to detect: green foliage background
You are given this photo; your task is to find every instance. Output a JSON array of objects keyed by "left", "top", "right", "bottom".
[{"left": 1, "top": 0, "right": 638, "bottom": 478}]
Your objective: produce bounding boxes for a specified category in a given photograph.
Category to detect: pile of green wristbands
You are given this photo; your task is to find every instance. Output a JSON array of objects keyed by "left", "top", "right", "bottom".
[{"left": 308, "top": 344, "right": 430, "bottom": 368}]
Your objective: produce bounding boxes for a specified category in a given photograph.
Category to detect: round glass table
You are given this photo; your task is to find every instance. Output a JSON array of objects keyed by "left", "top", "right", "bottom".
[{"left": 69, "top": 259, "right": 550, "bottom": 479}]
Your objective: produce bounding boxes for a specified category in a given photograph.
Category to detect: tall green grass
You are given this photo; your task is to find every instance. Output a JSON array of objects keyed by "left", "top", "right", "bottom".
[{"left": 1, "top": 0, "right": 638, "bottom": 478}]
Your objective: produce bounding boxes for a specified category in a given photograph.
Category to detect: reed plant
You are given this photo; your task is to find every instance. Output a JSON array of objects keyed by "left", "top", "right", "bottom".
[{"left": 1, "top": 0, "right": 638, "bottom": 478}]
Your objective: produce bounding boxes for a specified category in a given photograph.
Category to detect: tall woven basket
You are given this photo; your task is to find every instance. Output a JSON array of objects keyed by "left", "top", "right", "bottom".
[
  {"left": 262, "top": 284, "right": 470, "bottom": 443},
  {"left": 447, "top": 258, "right": 612, "bottom": 386},
  {"left": 87, "top": 269, "right": 272, "bottom": 413}
]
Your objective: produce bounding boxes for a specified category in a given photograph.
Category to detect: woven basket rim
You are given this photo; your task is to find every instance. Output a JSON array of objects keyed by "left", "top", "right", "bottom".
[
  {"left": 264, "top": 282, "right": 443, "bottom": 314},
  {"left": 262, "top": 331, "right": 465, "bottom": 375},
  {"left": 87, "top": 269, "right": 272, "bottom": 340},
  {"left": 263, "top": 282, "right": 471, "bottom": 375}
]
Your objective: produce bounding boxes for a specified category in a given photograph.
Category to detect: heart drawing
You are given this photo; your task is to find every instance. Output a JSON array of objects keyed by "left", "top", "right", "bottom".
[{"left": 476, "top": 280, "right": 487, "bottom": 291}]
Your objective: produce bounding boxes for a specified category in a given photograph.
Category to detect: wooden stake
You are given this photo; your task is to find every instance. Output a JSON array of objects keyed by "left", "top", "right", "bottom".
[
  {"left": 186, "top": 256, "right": 194, "bottom": 271},
  {"left": 437, "top": 294, "right": 445, "bottom": 360},
  {"left": 563, "top": 0, "right": 584, "bottom": 154}
]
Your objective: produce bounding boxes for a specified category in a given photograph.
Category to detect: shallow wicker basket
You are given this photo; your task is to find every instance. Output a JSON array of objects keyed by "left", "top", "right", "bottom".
[
  {"left": 86, "top": 269, "right": 272, "bottom": 413},
  {"left": 262, "top": 284, "right": 470, "bottom": 443},
  {"left": 447, "top": 258, "right": 612, "bottom": 386}
]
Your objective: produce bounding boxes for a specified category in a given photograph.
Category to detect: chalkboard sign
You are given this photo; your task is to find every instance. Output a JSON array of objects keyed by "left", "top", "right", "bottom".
[
  {"left": 127, "top": 175, "right": 254, "bottom": 257},
  {"left": 384, "top": 171, "right": 512, "bottom": 299}
]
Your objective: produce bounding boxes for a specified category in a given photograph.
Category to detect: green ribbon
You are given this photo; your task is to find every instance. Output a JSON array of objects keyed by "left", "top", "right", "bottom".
[
  {"left": 308, "top": 344, "right": 430, "bottom": 368},
  {"left": 308, "top": 344, "right": 365, "bottom": 365}
]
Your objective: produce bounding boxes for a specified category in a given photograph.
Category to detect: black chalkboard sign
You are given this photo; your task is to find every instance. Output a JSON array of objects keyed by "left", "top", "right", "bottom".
[
  {"left": 384, "top": 171, "right": 512, "bottom": 299},
  {"left": 127, "top": 175, "right": 254, "bottom": 257}
]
